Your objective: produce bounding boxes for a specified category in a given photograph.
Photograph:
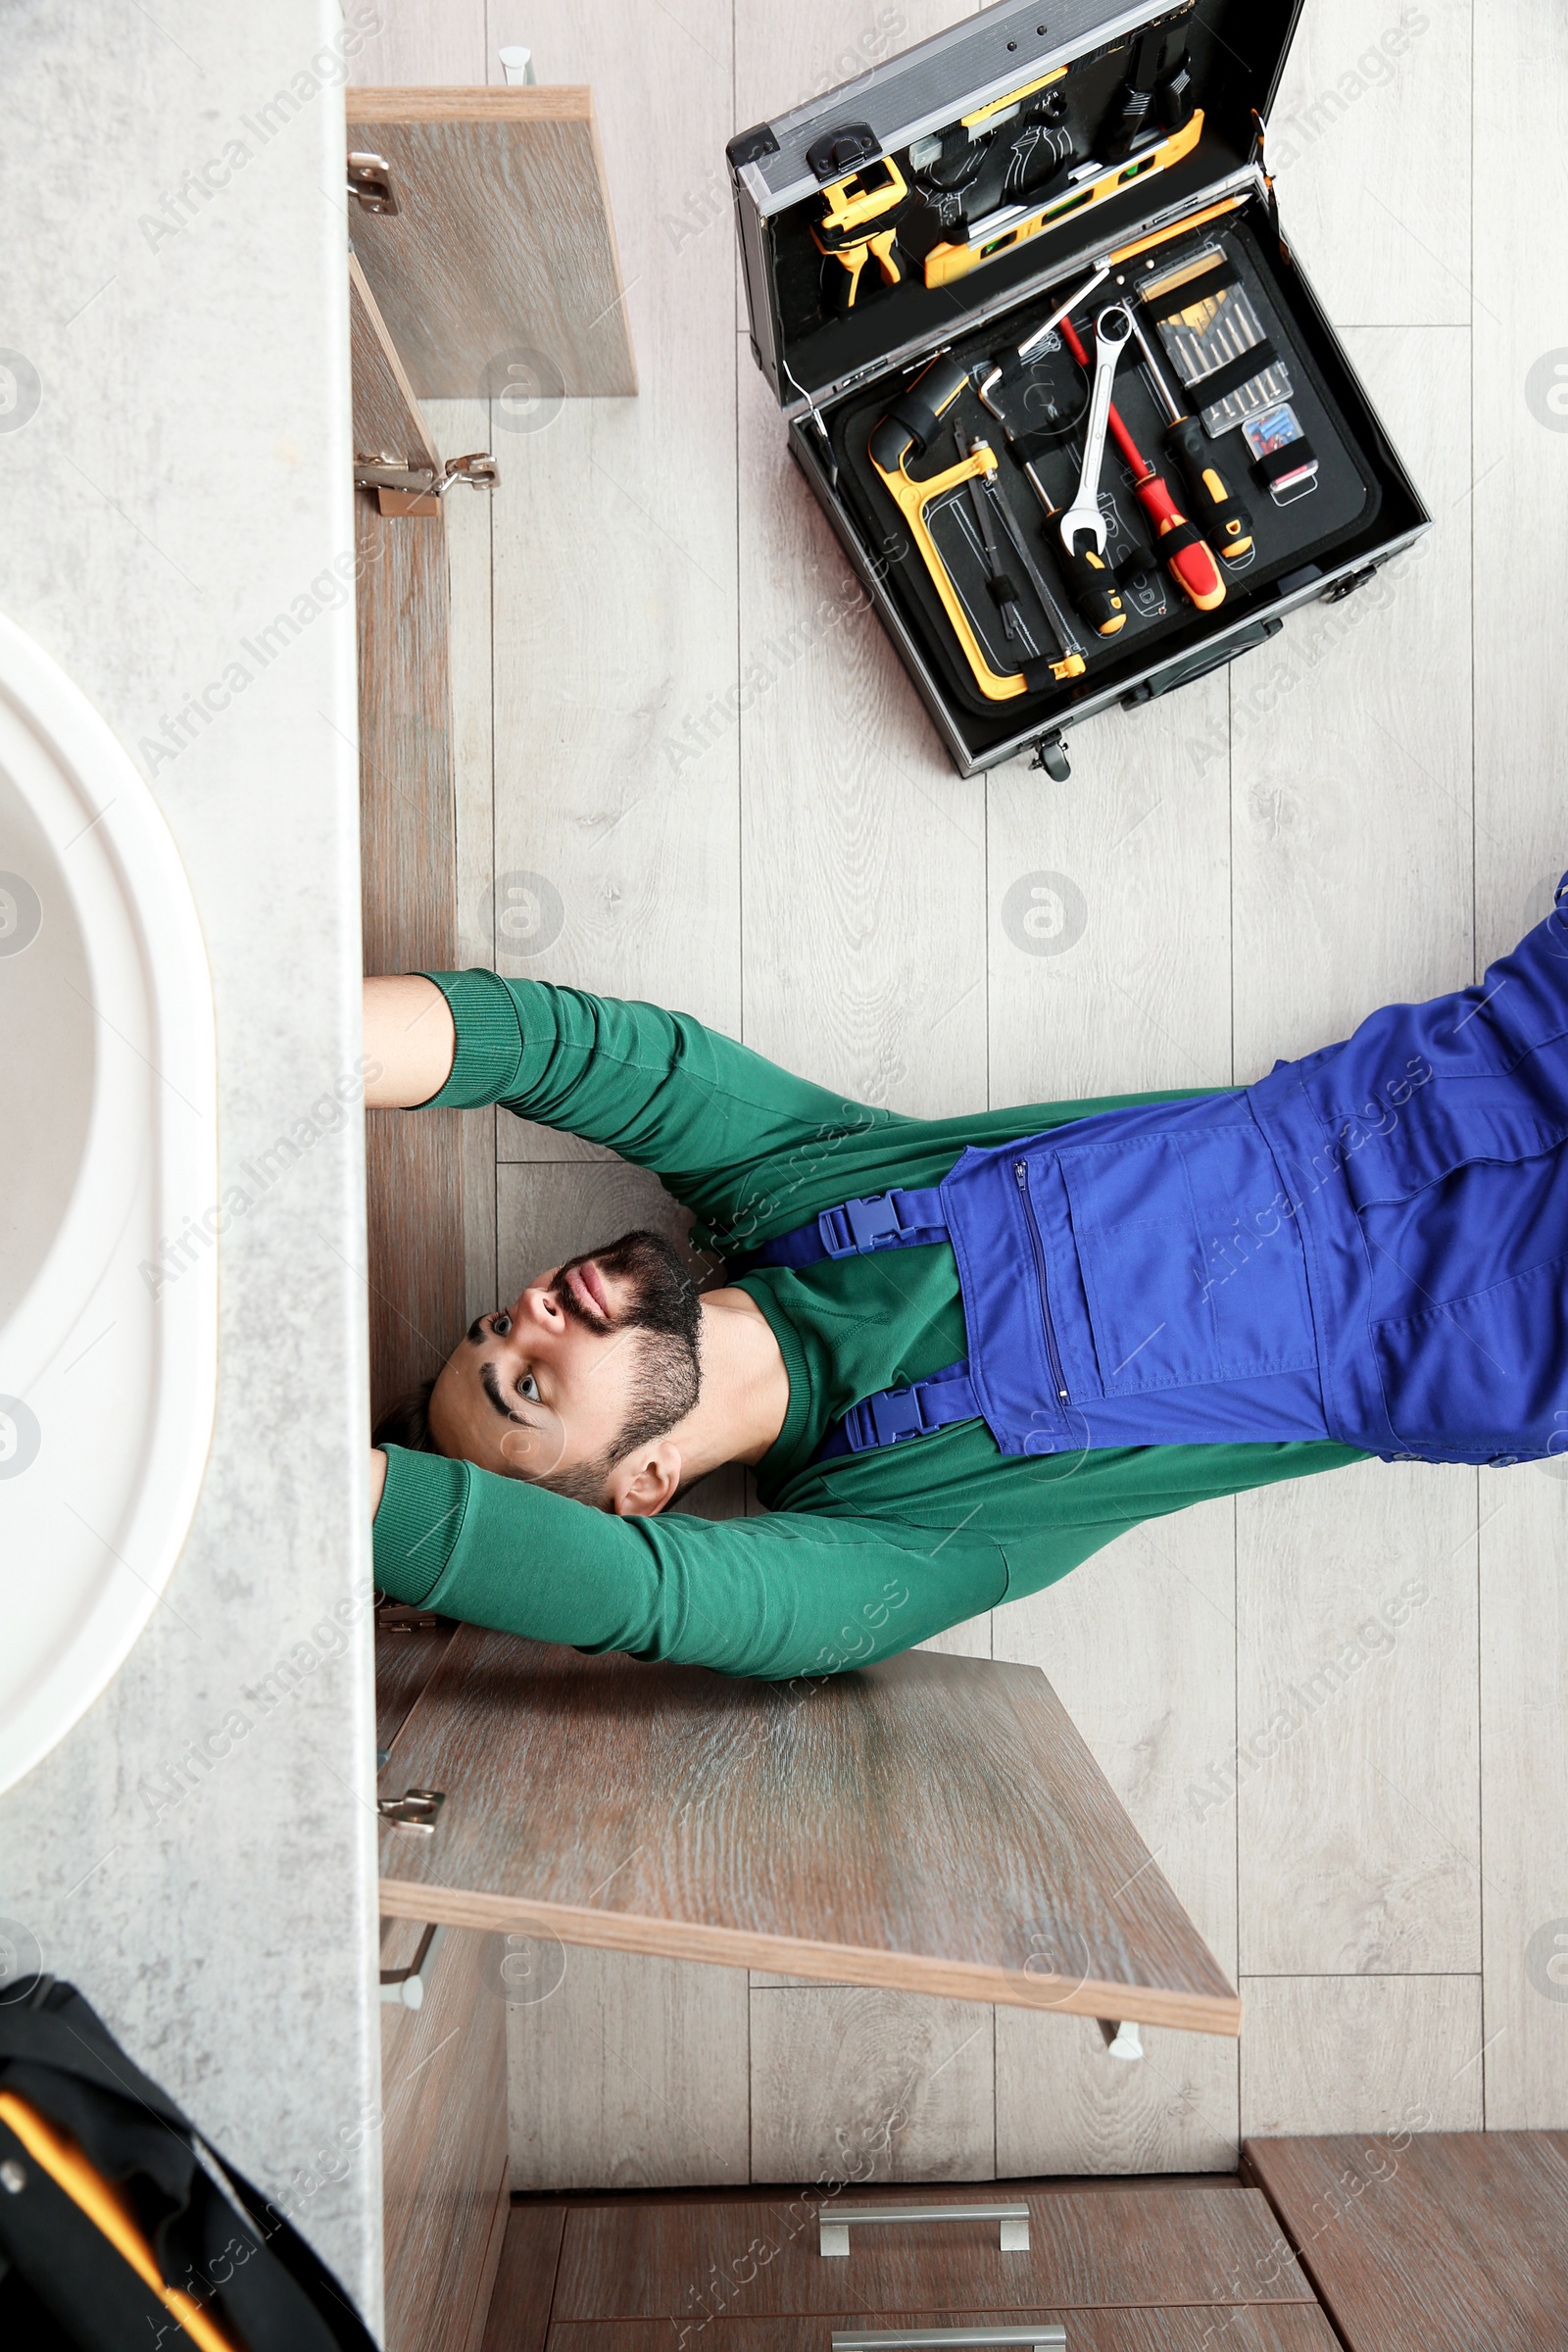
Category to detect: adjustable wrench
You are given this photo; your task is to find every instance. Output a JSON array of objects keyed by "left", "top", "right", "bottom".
[{"left": 1056, "top": 304, "right": 1133, "bottom": 557}]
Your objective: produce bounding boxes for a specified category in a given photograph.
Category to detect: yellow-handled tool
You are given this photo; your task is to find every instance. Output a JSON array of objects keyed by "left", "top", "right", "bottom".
[
  {"left": 812, "top": 156, "right": 907, "bottom": 314},
  {"left": 869, "top": 356, "right": 1085, "bottom": 702},
  {"left": 921, "top": 111, "right": 1204, "bottom": 289}
]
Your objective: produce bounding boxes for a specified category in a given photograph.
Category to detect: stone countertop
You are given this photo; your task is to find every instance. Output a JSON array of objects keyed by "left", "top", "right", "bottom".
[{"left": 0, "top": 1, "right": 382, "bottom": 2323}]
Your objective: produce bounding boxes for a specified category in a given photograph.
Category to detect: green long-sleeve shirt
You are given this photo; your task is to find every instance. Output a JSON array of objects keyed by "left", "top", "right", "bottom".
[{"left": 373, "top": 971, "right": 1361, "bottom": 1677}]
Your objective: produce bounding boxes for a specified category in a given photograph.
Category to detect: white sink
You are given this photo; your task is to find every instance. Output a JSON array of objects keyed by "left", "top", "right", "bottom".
[{"left": 0, "top": 615, "right": 217, "bottom": 1793}]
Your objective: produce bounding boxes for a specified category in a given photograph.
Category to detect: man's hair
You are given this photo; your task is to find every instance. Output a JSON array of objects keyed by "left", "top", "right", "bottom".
[
  {"left": 370, "top": 1229, "right": 703, "bottom": 1508},
  {"left": 372, "top": 1379, "right": 438, "bottom": 1454}
]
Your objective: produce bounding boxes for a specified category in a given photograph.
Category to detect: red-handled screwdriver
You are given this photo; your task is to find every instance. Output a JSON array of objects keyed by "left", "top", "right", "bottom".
[
  {"left": 1125, "top": 302, "right": 1254, "bottom": 562},
  {"left": 1057, "top": 311, "right": 1227, "bottom": 612}
]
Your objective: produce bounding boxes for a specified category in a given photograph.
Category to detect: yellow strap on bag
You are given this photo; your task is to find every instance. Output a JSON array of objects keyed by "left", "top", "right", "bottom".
[{"left": 0, "top": 2089, "right": 245, "bottom": 2352}]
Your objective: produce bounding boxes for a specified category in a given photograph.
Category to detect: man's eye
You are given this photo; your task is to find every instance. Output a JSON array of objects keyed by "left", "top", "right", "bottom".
[
  {"left": 516, "top": 1373, "right": 540, "bottom": 1402},
  {"left": 492, "top": 1312, "right": 512, "bottom": 1336}
]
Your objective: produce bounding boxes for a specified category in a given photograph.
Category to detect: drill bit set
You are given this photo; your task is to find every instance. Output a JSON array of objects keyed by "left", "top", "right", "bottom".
[
  {"left": 729, "top": 0, "right": 1428, "bottom": 776},
  {"left": 1144, "top": 246, "right": 1293, "bottom": 432}
]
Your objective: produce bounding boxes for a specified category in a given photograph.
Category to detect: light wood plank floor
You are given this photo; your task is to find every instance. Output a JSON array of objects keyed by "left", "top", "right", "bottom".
[{"left": 356, "top": 0, "right": 1568, "bottom": 2180}]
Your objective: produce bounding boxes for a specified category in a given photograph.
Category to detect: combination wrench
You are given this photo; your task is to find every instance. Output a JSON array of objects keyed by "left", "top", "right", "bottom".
[{"left": 1056, "top": 303, "right": 1133, "bottom": 558}]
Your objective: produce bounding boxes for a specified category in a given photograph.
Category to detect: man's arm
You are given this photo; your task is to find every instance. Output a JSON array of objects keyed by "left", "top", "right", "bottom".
[
  {"left": 366, "top": 972, "right": 1232, "bottom": 1254},
  {"left": 371, "top": 1444, "right": 1009, "bottom": 1680},
  {"left": 368, "top": 968, "right": 904, "bottom": 1242},
  {"left": 365, "top": 976, "right": 457, "bottom": 1106}
]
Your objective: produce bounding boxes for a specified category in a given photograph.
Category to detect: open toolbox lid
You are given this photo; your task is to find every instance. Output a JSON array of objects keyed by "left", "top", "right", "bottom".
[{"left": 729, "top": 0, "right": 1306, "bottom": 416}]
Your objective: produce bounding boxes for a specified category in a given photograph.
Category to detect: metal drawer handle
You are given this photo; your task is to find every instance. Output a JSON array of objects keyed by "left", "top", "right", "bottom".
[
  {"left": 819, "top": 2204, "right": 1030, "bottom": 2257},
  {"left": 379, "top": 1922, "right": 446, "bottom": 2010},
  {"left": 834, "top": 2333, "right": 1062, "bottom": 2351}
]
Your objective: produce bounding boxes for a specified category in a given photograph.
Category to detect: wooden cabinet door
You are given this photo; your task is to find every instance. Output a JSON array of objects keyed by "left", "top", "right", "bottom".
[
  {"left": 346, "top": 90, "right": 637, "bottom": 400},
  {"left": 350, "top": 252, "right": 443, "bottom": 486},
  {"left": 378, "top": 1630, "right": 1241, "bottom": 2034},
  {"left": 356, "top": 478, "right": 465, "bottom": 1424},
  {"left": 381, "top": 1915, "right": 509, "bottom": 2352}
]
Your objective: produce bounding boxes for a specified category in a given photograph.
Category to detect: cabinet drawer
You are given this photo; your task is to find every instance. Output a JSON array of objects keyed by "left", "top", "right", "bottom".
[
  {"left": 553, "top": 2187, "right": 1313, "bottom": 2324},
  {"left": 549, "top": 2310, "right": 1341, "bottom": 2352}
]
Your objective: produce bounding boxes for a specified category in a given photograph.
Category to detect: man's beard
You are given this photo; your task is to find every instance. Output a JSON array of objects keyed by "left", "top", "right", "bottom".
[
  {"left": 542, "top": 1229, "right": 704, "bottom": 1504},
  {"left": 553, "top": 1228, "right": 703, "bottom": 1352}
]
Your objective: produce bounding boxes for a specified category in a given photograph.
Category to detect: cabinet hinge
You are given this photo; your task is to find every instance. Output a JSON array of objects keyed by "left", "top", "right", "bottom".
[
  {"left": 442, "top": 451, "right": 499, "bottom": 492},
  {"left": 353, "top": 451, "right": 499, "bottom": 501},
  {"left": 377, "top": 1787, "right": 446, "bottom": 1835},
  {"left": 347, "top": 152, "right": 399, "bottom": 215}
]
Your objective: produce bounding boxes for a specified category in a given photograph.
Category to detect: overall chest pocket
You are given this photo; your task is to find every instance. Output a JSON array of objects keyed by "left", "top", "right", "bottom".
[{"left": 1057, "top": 1123, "right": 1318, "bottom": 1395}]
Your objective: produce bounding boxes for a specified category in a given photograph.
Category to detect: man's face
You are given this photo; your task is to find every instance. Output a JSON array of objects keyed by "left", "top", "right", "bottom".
[{"left": 427, "top": 1229, "right": 702, "bottom": 1503}]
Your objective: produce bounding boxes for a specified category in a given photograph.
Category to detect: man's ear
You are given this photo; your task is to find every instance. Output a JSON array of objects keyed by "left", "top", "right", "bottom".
[{"left": 607, "top": 1440, "right": 684, "bottom": 1518}]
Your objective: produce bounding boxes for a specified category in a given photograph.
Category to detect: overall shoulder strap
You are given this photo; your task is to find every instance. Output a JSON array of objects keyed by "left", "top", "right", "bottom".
[
  {"left": 733, "top": 1186, "right": 949, "bottom": 1272},
  {"left": 817, "top": 1359, "right": 980, "bottom": 1459}
]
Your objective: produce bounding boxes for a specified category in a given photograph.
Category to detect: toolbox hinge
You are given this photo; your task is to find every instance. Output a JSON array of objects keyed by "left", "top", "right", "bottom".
[
  {"left": 801, "top": 401, "right": 839, "bottom": 490},
  {"left": 1322, "top": 562, "right": 1379, "bottom": 605}
]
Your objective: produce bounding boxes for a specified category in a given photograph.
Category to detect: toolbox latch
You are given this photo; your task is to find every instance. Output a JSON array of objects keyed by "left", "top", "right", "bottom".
[
  {"left": 1028, "top": 730, "right": 1072, "bottom": 785},
  {"left": 806, "top": 122, "right": 881, "bottom": 183},
  {"left": 1322, "top": 563, "right": 1380, "bottom": 605}
]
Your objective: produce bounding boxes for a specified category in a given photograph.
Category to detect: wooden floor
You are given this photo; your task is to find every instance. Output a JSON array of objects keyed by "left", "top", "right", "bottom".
[
  {"left": 1244, "top": 2132, "right": 1568, "bottom": 2349},
  {"left": 354, "top": 0, "right": 1568, "bottom": 2181}
]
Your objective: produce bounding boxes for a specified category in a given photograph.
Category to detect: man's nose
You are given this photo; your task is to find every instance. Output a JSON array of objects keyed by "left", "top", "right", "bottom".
[{"left": 514, "top": 1279, "right": 563, "bottom": 1334}]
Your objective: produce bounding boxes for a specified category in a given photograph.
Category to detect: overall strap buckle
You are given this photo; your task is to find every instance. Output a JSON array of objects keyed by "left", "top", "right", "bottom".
[
  {"left": 817, "top": 1187, "right": 947, "bottom": 1259},
  {"left": 829, "top": 1361, "right": 979, "bottom": 1458},
  {"left": 858, "top": 1386, "right": 927, "bottom": 1447}
]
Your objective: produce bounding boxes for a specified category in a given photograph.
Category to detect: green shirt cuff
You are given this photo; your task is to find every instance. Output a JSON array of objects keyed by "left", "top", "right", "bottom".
[
  {"left": 373, "top": 1446, "right": 473, "bottom": 1602},
  {"left": 417, "top": 969, "right": 526, "bottom": 1108}
]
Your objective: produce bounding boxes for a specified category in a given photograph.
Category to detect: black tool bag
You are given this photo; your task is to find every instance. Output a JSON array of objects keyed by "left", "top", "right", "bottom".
[
  {"left": 0, "top": 1979, "right": 376, "bottom": 2352},
  {"left": 728, "top": 0, "right": 1429, "bottom": 779}
]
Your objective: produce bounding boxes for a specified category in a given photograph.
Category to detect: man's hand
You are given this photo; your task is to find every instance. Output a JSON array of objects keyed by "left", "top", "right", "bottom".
[{"left": 364, "top": 975, "right": 457, "bottom": 1107}]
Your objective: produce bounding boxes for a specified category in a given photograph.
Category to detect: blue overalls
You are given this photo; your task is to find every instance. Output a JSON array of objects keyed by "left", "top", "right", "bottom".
[{"left": 743, "top": 879, "right": 1568, "bottom": 1470}]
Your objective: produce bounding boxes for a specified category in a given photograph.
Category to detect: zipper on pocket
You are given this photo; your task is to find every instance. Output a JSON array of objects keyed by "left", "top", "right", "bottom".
[{"left": 1015, "top": 1159, "right": 1070, "bottom": 1406}]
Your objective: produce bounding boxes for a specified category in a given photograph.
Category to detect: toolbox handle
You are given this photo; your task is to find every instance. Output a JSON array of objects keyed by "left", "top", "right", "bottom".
[{"left": 1119, "top": 617, "right": 1282, "bottom": 709}]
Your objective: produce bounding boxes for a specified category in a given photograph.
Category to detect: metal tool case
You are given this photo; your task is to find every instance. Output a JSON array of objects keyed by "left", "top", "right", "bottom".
[{"left": 727, "top": 0, "right": 1429, "bottom": 780}]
